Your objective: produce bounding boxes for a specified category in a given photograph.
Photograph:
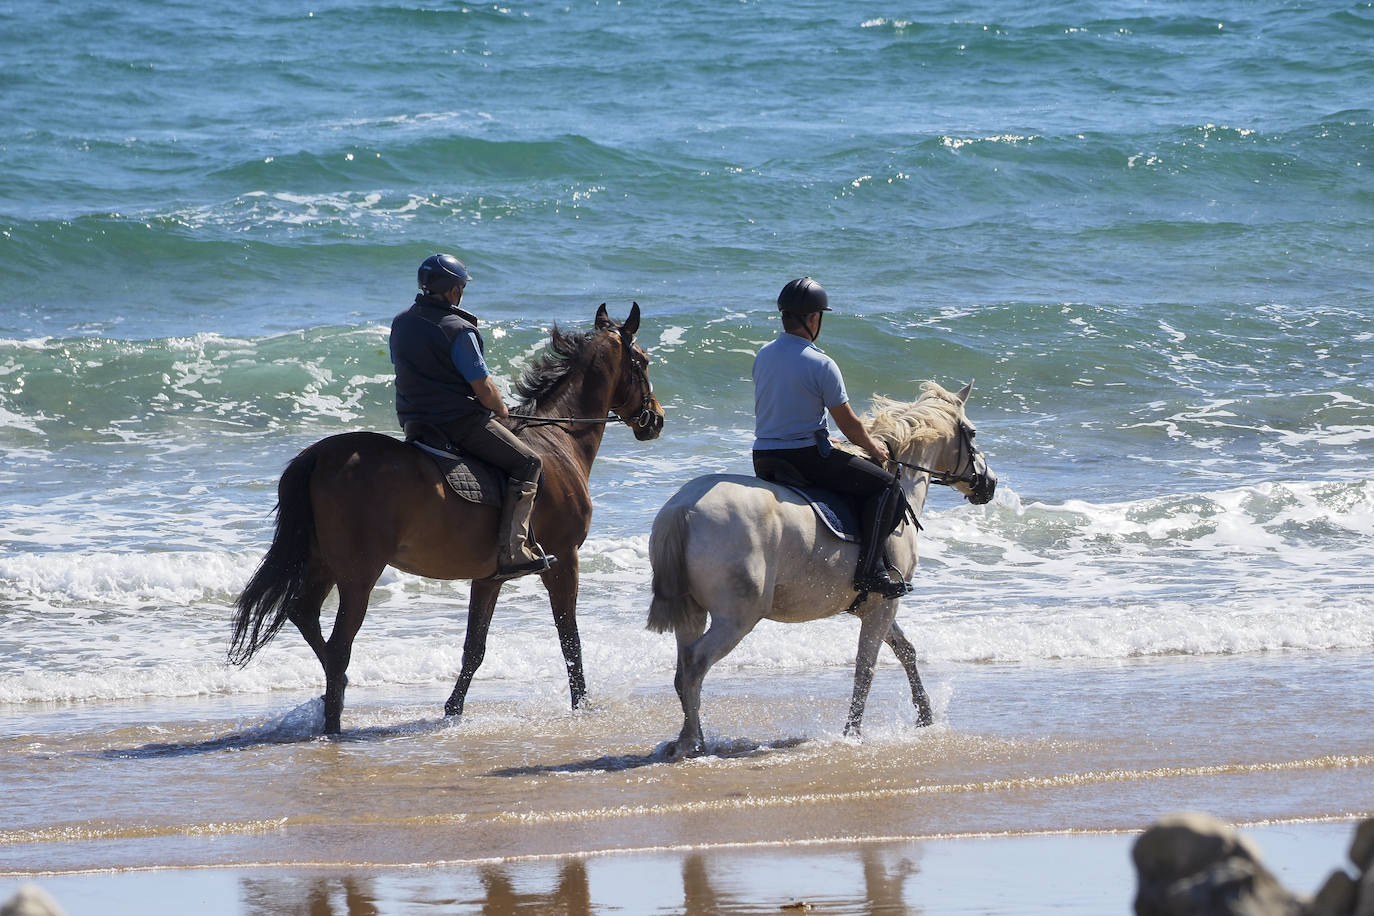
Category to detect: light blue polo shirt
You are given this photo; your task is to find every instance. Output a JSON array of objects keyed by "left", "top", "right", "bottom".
[{"left": 752, "top": 332, "right": 848, "bottom": 450}]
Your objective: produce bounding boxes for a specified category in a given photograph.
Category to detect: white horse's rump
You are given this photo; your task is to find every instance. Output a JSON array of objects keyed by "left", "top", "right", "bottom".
[{"left": 646, "top": 381, "right": 995, "bottom": 758}]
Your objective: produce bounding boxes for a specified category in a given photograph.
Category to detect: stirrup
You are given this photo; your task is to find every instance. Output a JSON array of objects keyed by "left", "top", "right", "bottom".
[
  {"left": 494, "top": 550, "right": 555, "bottom": 580},
  {"left": 853, "top": 571, "right": 911, "bottom": 600}
]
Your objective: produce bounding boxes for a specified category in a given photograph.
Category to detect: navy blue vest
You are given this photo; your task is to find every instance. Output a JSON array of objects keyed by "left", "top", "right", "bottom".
[{"left": 389, "top": 295, "right": 487, "bottom": 427}]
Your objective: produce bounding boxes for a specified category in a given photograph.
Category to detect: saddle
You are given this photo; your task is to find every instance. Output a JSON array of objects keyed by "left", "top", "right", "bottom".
[
  {"left": 778, "top": 483, "right": 863, "bottom": 543},
  {"left": 770, "top": 472, "right": 920, "bottom": 544},
  {"left": 404, "top": 425, "right": 505, "bottom": 507}
]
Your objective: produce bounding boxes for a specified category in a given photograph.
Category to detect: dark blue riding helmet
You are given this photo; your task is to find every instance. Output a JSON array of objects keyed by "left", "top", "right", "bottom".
[
  {"left": 418, "top": 253, "right": 470, "bottom": 296},
  {"left": 777, "top": 277, "right": 831, "bottom": 314}
]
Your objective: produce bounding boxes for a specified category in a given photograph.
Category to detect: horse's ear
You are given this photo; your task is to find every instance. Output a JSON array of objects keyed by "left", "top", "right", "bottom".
[
  {"left": 623, "top": 301, "right": 641, "bottom": 337},
  {"left": 595, "top": 303, "right": 612, "bottom": 329},
  {"left": 955, "top": 380, "right": 973, "bottom": 404}
]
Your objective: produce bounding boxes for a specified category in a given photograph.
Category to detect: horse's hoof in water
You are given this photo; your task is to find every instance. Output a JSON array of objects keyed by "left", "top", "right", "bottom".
[{"left": 664, "top": 737, "right": 704, "bottom": 761}]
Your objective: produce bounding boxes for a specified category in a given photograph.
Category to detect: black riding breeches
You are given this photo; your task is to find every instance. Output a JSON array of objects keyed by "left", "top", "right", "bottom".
[
  {"left": 427, "top": 415, "right": 542, "bottom": 486},
  {"left": 753, "top": 444, "right": 901, "bottom": 542}
]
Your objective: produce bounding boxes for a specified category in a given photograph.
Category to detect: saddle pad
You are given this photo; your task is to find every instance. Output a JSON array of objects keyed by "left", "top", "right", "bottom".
[
  {"left": 779, "top": 483, "right": 861, "bottom": 543},
  {"left": 410, "top": 440, "right": 505, "bottom": 506}
]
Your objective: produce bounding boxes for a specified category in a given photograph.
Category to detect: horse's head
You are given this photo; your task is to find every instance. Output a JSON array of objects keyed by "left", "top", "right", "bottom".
[
  {"left": 595, "top": 302, "right": 664, "bottom": 440},
  {"left": 945, "top": 382, "right": 997, "bottom": 504},
  {"left": 873, "top": 381, "right": 997, "bottom": 505}
]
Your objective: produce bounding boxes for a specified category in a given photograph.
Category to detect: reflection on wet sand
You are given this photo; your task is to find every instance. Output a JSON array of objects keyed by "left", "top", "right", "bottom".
[
  {"left": 861, "top": 848, "right": 919, "bottom": 912},
  {"left": 241, "top": 875, "right": 379, "bottom": 916},
  {"left": 233, "top": 845, "right": 923, "bottom": 915},
  {"left": 681, "top": 854, "right": 722, "bottom": 914},
  {"left": 477, "top": 861, "right": 591, "bottom": 914}
]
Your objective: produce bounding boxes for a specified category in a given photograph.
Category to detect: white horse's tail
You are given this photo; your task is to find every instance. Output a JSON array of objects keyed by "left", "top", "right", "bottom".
[{"left": 647, "top": 502, "right": 705, "bottom": 634}]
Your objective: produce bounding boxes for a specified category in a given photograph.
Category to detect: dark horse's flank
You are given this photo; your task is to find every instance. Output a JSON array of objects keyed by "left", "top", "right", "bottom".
[{"left": 230, "top": 303, "right": 664, "bottom": 734}]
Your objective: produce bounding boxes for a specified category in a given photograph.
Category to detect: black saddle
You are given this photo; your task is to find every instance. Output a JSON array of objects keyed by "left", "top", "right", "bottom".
[{"left": 403, "top": 423, "right": 505, "bottom": 507}]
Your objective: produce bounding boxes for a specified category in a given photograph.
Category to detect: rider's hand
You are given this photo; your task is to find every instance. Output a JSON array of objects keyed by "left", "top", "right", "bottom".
[{"left": 867, "top": 440, "right": 890, "bottom": 463}]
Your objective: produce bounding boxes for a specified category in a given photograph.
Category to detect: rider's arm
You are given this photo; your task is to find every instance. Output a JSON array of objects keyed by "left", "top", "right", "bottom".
[
  {"left": 829, "top": 401, "right": 889, "bottom": 463},
  {"left": 451, "top": 331, "right": 509, "bottom": 420},
  {"left": 470, "top": 376, "right": 509, "bottom": 420}
]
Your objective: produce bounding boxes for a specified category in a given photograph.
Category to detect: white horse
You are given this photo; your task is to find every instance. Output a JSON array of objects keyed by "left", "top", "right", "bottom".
[{"left": 647, "top": 381, "right": 997, "bottom": 758}]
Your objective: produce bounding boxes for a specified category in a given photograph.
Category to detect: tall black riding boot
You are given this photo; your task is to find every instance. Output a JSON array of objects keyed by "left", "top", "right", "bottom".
[
  {"left": 853, "top": 484, "right": 910, "bottom": 599},
  {"left": 495, "top": 480, "right": 554, "bottom": 579}
]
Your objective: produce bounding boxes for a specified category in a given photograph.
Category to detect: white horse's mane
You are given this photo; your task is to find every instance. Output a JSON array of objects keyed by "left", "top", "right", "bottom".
[{"left": 864, "top": 381, "right": 970, "bottom": 453}]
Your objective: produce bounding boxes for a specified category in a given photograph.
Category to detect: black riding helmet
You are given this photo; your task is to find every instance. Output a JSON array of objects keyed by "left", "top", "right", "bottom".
[
  {"left": 418, "top": 253, "right": 470, "bottom": 297},
  {"left": 776, "top": 277, "right": 831, "bottom": 314}
]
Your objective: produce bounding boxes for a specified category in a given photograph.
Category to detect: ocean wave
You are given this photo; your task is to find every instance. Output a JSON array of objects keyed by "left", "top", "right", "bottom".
[{"left": 2, "top": 477, "right": 1372, "bottom": 706}]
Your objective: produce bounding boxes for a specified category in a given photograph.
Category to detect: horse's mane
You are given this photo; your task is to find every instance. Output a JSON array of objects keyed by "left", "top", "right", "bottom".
[
  {"left": 865, "top": 382, "right": 970, "bottom": 454},
  {"left": 513, "top": 324, "right": 599, "bottom": 411}
]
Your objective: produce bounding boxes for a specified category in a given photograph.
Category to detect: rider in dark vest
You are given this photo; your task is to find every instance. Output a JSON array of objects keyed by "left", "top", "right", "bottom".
[
  {"left": 390, "top": 253, "right": 553, "bottom": 578},
  {"left": 751, "top": 277, "right": 910, "bottom": 599}
]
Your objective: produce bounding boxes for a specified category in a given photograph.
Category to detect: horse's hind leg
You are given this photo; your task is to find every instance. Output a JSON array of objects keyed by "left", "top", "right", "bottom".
[
  {"left": 445, "top": 577, "right": 503, "bottom": 718},
  {"left": 666, "top": 612, "right": 708, "bottom": 755},
  {"left": 845, "top": 602, "right": 900, "bottom": 737},
  {"left": 669, "top": 612, "right": 752, "bottom": 759},
  {"left": 287, "top": 564, "right": 335, "bottom": 669},
  {"left": 321, "top": 576, "right": 376, "bottom": 735},
  {"left": 884, "top": 620, "right": 933, "bottom": 727}
]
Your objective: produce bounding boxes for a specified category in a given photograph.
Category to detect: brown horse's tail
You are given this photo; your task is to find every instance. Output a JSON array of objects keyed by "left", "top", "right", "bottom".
[
  {"left": 229, "top": 447, "right": 318, "bottom": 665},
  {"left": 646, "top": 502, "right": 705, "bottom": 634}
]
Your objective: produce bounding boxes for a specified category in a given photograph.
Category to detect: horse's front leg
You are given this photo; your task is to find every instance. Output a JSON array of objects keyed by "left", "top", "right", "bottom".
[
  {"left": 445, "top": 577, "right": 504, "bottom": 718},
  {"left": 885, "top": 620, "right": 933, "bottom": 726},
  {"left": 844, "top": 601, "right": 901, "bottom": 737},
  {"left": 540, "top": 551, "right": 586, "bottom": 710}
]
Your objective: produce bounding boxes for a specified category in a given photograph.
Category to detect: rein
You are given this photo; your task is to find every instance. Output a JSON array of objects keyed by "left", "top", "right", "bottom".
[
  {"left": 891, "top": 457, "right": 973, "bottom": 488},
  {"left": 509, "top": 412, "right": 618, "bottom": 426}
]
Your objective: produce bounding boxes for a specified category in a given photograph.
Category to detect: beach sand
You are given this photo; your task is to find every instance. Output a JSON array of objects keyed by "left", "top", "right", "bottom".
[{"left": 3, "top": 650, "right": 1371, "bottom": 913}]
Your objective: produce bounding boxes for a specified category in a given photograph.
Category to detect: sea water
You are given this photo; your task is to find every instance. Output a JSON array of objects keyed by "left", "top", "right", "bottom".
[{"left": 1, "top": 0, "right": 1372, "bottom": 905}]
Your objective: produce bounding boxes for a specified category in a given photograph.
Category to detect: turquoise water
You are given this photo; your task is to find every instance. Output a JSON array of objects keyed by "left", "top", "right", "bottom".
[
  {"left": 1, "top": 5, "right": 1372, "bottom": 894},
  {"left": 2, "top": 0, "right": 1372, "bottom": 698}
]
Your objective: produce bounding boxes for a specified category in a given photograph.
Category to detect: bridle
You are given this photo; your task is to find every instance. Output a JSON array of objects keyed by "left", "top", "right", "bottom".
[
  {"left": 887, "top": 419, "right": 997, "bottom": 504},
  {"left": 510, "top": 326, "right": 658, "bottom": 430},
  {"left": 610, "top": 325, "right": 658, "bottom": 430}
]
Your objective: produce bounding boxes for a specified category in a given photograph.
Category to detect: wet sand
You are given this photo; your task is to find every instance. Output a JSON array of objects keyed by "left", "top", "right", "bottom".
[
  {"left": 2, "top": 649, "right": 1371, "bottom": 912},
  {"left": 5, "top": 821, "right": 1364, "bottom": 915}
]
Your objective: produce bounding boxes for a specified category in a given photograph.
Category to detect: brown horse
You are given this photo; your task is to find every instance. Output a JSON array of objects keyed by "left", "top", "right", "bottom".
[{"left": 230, "top": 303, "right": 664, "bottom": 734}]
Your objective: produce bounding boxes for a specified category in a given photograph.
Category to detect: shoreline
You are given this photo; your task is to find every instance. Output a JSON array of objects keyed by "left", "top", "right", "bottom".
[{"left": 7, "top": 814, "right": 1372, "bottom": 879}]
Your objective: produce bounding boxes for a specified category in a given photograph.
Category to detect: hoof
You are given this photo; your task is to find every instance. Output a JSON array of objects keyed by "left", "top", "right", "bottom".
[{"left": 664, "top": 738, "right": 703, "bottom": 761}]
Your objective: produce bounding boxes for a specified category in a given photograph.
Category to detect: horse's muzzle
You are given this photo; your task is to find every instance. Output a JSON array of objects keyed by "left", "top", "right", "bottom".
[
  {"left": 969, "top": 466, "right": 997, "bottom": 505},
  {"left": 630, "top": 400, "right": 665, "bottom": 440}
]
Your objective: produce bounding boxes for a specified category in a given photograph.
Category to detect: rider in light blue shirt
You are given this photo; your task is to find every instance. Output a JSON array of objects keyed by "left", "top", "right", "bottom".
[
  {"left": 751, "top": 278, "right": 909, "bottom": 599},
  {"left": 753, "top": 332, "right": 848, "bottom": 451}
]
